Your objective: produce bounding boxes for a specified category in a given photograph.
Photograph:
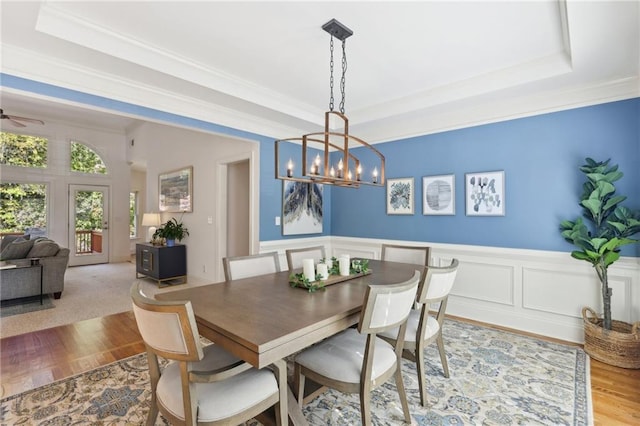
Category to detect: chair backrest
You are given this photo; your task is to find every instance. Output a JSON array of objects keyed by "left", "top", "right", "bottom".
[
  {"left": 130, "top": 283, "right": 203, "bottom": 362},
  {"left": 285, "top": 245, "right": 326, "bottom": 271},
  {"left": 417, "top": 259, "right": 459, "bottom": 304},
  {"left": 358, "top": 270, "right": 421, "bottom": 334},
  {"left": 223, "top": 251, "right": 281, "bottom": 281},
  {"left": 381, "top": 244, "right": 431, "bottom": 267}
]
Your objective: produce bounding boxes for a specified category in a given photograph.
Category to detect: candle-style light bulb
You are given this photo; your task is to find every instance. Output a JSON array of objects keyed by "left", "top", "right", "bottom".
[
  {"left": 372, "top": 167, "right": 378, "bottom": 184},
  {"left": 337, "top": 158, "right": 344, "bottom": 178},
  {"left": 287, "top": 159, "right": 294, "bottom": 178},
  {"left": 330, "top": 166, "right": 335, "bottom": 177},
  {"left": 347, "top": 170, "right": 352, "bottom": 180},
  {"left": 313, "top": 154, "right": 321, "bottom": 175},
  {"left": 356, "top": 164, "right": 362, "bottom": 181}
]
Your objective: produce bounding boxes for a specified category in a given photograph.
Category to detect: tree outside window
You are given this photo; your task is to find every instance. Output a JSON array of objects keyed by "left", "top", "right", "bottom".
[
  {"left": 0, "top": 183, "right": 47, "bottom": 235},
  {"left": 0, "top": 132, "right": 47, "bottom": 168},
  {"left": 130, "top": 191, "right": 138, "bottom": 238},
  {"left": 70, "top": 141, "right": 107, "bottom": 174}
]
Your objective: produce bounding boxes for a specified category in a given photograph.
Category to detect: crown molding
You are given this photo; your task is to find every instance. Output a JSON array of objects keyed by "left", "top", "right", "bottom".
[{"left": 35, "top": 2, "right": 322, "bottom": 125}]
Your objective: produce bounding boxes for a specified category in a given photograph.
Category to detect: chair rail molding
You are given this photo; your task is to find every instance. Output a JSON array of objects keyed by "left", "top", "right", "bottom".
[{"left": 261, "top": 236, "right": 640, "bottom": 344}]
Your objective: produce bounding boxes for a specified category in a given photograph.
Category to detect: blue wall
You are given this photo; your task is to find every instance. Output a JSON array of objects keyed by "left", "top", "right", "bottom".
[
  {"left": 0, "top": 73, "right": 333, "bottom": 241},
  {"left": 332, "top": 99, "right": 640, "bottom": 255},
  {"left": 2, "top": 74, "right": 638, "bottom": 254}
]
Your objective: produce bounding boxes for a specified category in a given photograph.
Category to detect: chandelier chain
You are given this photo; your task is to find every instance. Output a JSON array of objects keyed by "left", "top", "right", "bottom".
[
  {"left": 329, "top": 36, "right": 334, "bottom": 112},
  {"left": 340, "top": 39, "right": 347, "bottom": 114}
]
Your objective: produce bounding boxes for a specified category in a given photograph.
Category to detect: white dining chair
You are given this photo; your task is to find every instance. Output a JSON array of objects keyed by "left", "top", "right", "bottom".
[
  {"left": 382, "top": 243, "right": 430, "bottom": 275},
  {"left": 294, "top": 270, "right": 421, "bottom": 426},
  {"left": 285, "top": 245, "right": 326, "bottom": 271},
  {"left": 222, "top": 251, "right": 281, "bottom": 281},
  {"left": 379, "top": 259, "right": 459, "bottom": 407},
  {"left": 130, "top": 283, "right": 287, "bottom": 426},
  {"left": 381, "top": 243, "right": 431, "bottom": 265}
]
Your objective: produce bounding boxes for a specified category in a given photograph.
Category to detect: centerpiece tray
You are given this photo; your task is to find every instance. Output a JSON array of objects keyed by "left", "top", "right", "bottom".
[
  {"left": 319, "top": 270, "right": 371, "bottom": 287},
  {"left": 289, "top": 269, "right": 372, "bottom": 292}
]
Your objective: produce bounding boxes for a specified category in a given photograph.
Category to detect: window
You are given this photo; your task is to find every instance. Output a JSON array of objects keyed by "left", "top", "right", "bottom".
[
  {"left": 0, "top": 132, "right": 47, "bottom": 168},
  {"left": 70, "top": 141, "right": 107, "bottom": 174},
  {"left": 130, "top": 191, "right": 138, "bottom": 238},
  {"left": 0, "top": 183, "right": 48, "bottom": 237}
]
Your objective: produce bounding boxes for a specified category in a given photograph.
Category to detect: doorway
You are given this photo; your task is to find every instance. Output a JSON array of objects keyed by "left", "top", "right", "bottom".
[
  {"left": 216, "top": 149, "right": 259, "bottom": 281},
  {"left": 226, "top": 159, "right": 250, "bottom": 258},
  {"left": 68, "top": 184, "right": 109, "bottom": 266}
]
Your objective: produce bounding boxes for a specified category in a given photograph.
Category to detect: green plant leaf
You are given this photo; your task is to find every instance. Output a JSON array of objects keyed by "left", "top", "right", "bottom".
[
  {"left": 602, "top": 195, "right": 626, "bottom": 212},
  {"left": 571, "top": 251, "right": 594, "bottom": 263},
  {"left": 581, "top": 198, "right": 602, "bottom": 217},
  {"left": 590, "top": 238, "right": 609, "bottom": 251},
  {"left": 603, "top": 251, "right": 620, "bottom": 267},
  {"left": 605, "top": 170, "right": 623, "bottom": 182}
]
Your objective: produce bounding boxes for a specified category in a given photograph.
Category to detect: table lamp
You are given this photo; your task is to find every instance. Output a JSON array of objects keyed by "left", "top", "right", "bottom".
[{"left": 141, "top": 213, "right": 161, "bottom": 243}]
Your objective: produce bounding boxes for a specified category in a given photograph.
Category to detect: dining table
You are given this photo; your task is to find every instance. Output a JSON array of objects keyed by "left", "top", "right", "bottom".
[{"left": 155, "top": 258, "right": 421, "bottom": 425}]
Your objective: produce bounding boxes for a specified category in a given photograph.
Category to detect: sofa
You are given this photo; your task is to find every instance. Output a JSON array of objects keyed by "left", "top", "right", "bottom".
[{"left": 0, "top": 235, "right": 70, "bottom": 301}]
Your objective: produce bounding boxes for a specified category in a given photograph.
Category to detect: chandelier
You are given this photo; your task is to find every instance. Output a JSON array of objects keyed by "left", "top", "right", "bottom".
[{"left": 275, "top": 19, "right": 385, "bottom": 188}]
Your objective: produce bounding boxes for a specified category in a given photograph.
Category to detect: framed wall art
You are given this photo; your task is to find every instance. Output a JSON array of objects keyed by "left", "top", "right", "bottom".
[
  {"left": 465, "top": 170, "right": 505, "bottom": 216},
  {"left": 282, "top": 181, "right": 323, "bottom": 235},
  {"left": 159, "top": 166, "right": 193, "bottom": 213},
  {"left": 423, "top": 174, "right": 455, "bottom": 215},
  {"left": 386, "top": 177, "right": 414, "bottom": 215}
]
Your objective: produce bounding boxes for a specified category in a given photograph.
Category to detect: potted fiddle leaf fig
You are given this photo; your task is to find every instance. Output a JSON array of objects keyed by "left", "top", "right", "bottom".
[
  {"left": 560, "top": 157, "right": 640, "bottom": 368},
  {"left": 154, "top": 217, "right": 189, "bottom": 247}
]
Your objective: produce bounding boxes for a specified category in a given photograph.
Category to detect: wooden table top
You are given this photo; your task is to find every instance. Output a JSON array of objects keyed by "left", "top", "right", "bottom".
[{"left": 156, "top": 259, "right": 420, "bottom": 368}]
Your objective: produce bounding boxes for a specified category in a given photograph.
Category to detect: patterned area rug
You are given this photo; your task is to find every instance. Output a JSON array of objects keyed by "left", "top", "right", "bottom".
[
  {"left": 0, "top": 319, "right": 591, "bottom": 425},
  {"left": 0, "top": 295, "right": 54, "bottom": 318}
]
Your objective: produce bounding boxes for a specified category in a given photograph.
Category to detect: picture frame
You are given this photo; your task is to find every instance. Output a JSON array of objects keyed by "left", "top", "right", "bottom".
[
  {"left": 282, "top": 181, "right": 323, "bottom": 235},
  {"left": 386, "top": 177, "right": 414, "bottom": 215},
  {"left": 423, "top": 174, "right": 455, "bottom": 215},
  {"left": 465, "top": 170, "right": 505, "bottom": 216},
  {"left": 159, "top": 166, "right": 193, "bottom": 213}
]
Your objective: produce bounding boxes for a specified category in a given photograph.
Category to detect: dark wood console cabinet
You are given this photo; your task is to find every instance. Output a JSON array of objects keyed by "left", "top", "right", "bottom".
[{"left": 136, "top": 243, "right": 187, "bottom": 287}]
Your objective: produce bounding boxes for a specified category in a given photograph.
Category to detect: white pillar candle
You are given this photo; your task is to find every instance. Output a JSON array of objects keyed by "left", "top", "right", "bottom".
[
  {"left": 317, "top": 263, "right": 329, "bottom": 280},
  {"left": 323, "top": 258, "right": 333, "bottom": 269},
  {"left": 339, "top": 256, "right": 350, "bottom": 276},
  {"left": 302, "top": 259, "right": 316, "bottom": 281}
]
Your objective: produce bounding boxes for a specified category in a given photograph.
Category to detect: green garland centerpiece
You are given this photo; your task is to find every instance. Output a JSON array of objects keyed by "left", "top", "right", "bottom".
[{"left": 289, "top": 257, "right": 370, "bottom": 292}]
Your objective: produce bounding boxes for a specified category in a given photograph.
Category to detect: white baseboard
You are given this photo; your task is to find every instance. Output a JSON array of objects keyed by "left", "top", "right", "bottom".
[{"left": 261, "top": 236, "right": 640, "bottom": 344}]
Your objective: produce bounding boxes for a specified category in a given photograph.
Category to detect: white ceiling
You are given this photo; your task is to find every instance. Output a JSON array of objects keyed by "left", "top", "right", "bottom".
[{"left": 0, "top": 1, "right": 638, "bottom": 142}]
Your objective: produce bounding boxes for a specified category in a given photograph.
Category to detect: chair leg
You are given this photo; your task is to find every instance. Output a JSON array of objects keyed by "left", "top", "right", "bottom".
[
  {"left": 359, "top": 388, "right": 372, "bottom": 426},
  {"left": 436, "top": 333, "right": 450, "bottom": 378},
  {"left": 272, "top": 359, "right": 288, "bottom": 426},
  {"left": 416, "top": 340, "right": 428, "bottom": 407},
  {"left": 394, "top": 361, "right": 412, "bottom": 423},
  {"left": 145, "top": 404, "right": 158, "bottom": 426},
  {"left": 294, "top": 363, "right": 305, "bottom": 408},
  {"left": 146, "top": 352, "right": 160, "bottom": 426}
]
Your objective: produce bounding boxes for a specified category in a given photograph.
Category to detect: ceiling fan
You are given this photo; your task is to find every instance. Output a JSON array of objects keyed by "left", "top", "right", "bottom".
[{"left": 0, "top": 108, "right": 45, "bottom": 127}]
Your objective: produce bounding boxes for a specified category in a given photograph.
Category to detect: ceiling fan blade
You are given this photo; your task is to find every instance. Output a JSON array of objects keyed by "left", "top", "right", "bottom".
[
  {"left": 8, "top": 118, "right": 26, "bottom": 128},
  {"left": 7, "top": 115, "right": 44, "bottom": 125}
]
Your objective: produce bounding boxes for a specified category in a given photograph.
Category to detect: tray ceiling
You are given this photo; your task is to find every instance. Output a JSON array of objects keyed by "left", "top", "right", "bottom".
[{"left": 0, "top": 1, "right": 638, "bottom": 142}]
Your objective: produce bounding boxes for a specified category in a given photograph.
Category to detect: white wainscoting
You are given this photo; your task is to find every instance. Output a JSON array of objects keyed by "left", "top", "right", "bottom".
[{"left": 261, "top": 236, "right": 640, "bottom": 344}]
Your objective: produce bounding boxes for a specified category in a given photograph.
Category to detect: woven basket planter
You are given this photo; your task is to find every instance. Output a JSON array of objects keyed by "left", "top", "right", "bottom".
[{"left": 582, "top": 307, "right": 640, "bottom": 369}]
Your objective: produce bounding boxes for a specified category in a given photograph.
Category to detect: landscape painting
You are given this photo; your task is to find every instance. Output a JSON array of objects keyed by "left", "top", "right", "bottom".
[{"left": 282, "top": 182, "right": 323, "bottom": 235}]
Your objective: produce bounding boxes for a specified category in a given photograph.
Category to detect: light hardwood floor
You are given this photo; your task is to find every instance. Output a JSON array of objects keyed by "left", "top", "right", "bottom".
[{"left": 1, "top": 311, "right": 638, "bottom": 424}]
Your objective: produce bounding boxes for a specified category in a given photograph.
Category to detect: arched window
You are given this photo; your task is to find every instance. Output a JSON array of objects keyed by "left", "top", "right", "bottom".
[{"left": 70, "top": 141, "right": 107, "bottom": 174}]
